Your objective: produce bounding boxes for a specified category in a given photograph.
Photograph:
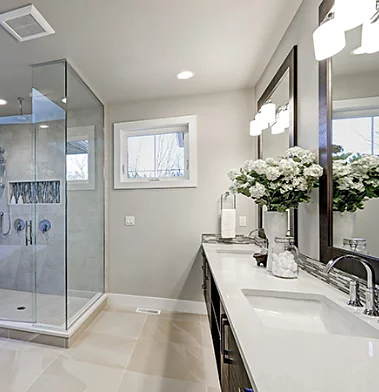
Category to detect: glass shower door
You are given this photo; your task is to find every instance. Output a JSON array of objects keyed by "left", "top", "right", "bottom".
[{"left": 0, "top": 92, "right": 37, "bottom": 323}]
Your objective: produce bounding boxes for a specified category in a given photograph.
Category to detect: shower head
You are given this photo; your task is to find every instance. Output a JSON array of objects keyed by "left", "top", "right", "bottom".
[{"left": 16, "top": 97, "right": 28, "bottom": 122}]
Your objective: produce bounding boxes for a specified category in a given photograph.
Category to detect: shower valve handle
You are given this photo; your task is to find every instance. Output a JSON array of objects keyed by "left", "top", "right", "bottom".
[{"left": 25, "top": 220, "right": 32, "bottom": 246}]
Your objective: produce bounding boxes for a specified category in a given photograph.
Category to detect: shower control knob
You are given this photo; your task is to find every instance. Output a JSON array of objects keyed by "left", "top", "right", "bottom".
[
  {"left": 39, "top": 219, "right": 51, "bottom": 233},
  {"left": 14, "top": 219, "right": 25, "bottom": 233}
]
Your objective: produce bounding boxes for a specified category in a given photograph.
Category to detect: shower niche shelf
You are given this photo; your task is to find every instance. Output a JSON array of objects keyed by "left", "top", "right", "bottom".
[{"left": 9, "top": 180, "right": 61, "bottom": 205}]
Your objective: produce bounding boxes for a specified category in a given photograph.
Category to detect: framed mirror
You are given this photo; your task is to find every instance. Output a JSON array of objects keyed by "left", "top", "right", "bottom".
[
  {"left": 319, "top": 0, "right": 379, "bottom": 281},
  {"left": 257, "top": 46, "right": 298, "bottom": 243}
]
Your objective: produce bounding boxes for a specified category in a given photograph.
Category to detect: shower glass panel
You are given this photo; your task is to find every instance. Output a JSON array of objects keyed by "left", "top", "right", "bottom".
[
  {"left": 32, "top": 61, "right": 67, "bottom": 327},
  {"left": 66, "top": 64, "right": 104, "bottom": 328},
  {"left": 0, "top": 65, "right": 36, "bottom": 323}
]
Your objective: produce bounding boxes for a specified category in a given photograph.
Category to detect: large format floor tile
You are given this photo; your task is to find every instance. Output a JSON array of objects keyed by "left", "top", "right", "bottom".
[
  {"left": 139, "top": 316, "right": 203, "bottom": 346},
  {"left": 117, "top": 371, "right": 207, "bottom": 392},
  {"left": 126, "top": 339, "right": 206, "bottom": 384},
  {"left": 0, "top": 347, "right": 54, "bottom": 392},
  {"left": 157, "top": 311, "right": 201, "bottom": 324},
  {"left": 26, "top": 358, "right": 123, "bottom": 392},
  {"left": 87, "top": 310, "right": 147, "bottom": 339},
  {"left": 58, "top": 331, "right": 136, "bottom": 369},
  {"left": 2, "top": 338, "right": 63, "bottom": 358}
]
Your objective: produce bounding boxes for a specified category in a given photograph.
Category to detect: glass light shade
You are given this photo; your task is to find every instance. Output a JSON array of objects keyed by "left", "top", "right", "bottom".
[
  {"left": 261, "top": 101, "right": 276, "bottom": 126},
  {"left": 360, "top": 19, "right": 379, "bottom": 54},
  {"left": 271, "top": 121, "right": 285, "bottom": 135},
  {"left": 313, "top": 18, "right": 346, "bottom": 61},
  {"left": 278, "top": 108, "right": 290, "bottom": 129},
  {"left": 335, "top": 0, "right": 376, "bottom": 31},
  {"left": 250, "top": 120, "right": 262, "bottom": 136},
  {"left": 255, "top": 111, "right": 268, "bottom": 130}
]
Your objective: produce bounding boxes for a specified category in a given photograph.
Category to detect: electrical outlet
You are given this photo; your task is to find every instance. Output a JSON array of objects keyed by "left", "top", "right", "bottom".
[
  {"left": 239, "top": 216, "right": 247, "bottom": 227},
  {"left": 124, "top": 216, "right": 135, "bottom": 226}
]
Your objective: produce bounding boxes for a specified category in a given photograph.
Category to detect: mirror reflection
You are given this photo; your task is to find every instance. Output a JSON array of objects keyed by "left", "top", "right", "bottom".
[
  {"left": 332, "top": 25, "right": 379, "bottom": 256},
  {"left": 261, "top": 70, "right": 291, "bottom": 233}
]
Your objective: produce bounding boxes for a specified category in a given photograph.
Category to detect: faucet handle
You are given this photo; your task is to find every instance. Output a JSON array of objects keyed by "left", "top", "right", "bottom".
[
  {"left": 363, "top": 287, "right": 379, "bottom": 317},
  {"left": 347, "top": 280, "right": 363, "bottom": 307}
]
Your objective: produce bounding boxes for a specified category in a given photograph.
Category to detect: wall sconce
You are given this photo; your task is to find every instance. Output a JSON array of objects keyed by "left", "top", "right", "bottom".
[{"left": 250, "top": 119, "right": 262, "bottom": 136}]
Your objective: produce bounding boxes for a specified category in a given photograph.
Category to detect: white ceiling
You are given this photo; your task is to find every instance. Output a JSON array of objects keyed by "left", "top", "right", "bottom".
[{"left": 0, "top": 0, "right": 303, "bottom": 111}]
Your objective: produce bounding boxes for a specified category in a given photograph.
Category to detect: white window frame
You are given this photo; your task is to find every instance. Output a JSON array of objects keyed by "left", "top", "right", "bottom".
[
  {"left": 114, "top": 115, "right": 197, "bottom": 189},
  {"left": 67, "top": 126, "right": 95, "bottom": 191}
]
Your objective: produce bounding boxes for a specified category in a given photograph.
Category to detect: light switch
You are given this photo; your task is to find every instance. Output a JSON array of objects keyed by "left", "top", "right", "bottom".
[
  {"left": 124, "top": 216, "right": 135, "bottom": 226},
  {"left": 239, "top": 216, "right": 247, "bottom": 227}
]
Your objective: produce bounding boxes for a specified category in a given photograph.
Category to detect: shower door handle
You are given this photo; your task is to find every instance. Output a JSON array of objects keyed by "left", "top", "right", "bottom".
[{"left": 25, "top": 220, "right": 32, "bottom": 246}]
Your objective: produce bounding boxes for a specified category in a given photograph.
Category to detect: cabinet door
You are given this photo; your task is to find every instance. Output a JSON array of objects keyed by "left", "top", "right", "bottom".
[
  {"left": 228, "top": 327, "right": 253, "bottom": 392},
  {"left": 220, "top": 314, "right": 231, "bottom": 392}
]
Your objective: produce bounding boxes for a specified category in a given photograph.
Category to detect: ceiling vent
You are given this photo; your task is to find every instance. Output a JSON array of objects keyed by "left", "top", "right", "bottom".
[{"left": 0, "top": 4, "right": 55, "bottom": 42}]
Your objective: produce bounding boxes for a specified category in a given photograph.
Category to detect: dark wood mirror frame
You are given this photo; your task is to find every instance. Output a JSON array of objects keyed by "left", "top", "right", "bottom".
[
  {"left": 318, "top": 0, "right": 379, "bottom": 283},
  {"left": 257, "top": 46, "right": 298, "bottom": 245}
]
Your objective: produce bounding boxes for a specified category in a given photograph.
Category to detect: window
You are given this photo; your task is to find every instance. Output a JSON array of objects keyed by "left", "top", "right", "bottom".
[
  {"left": 114, "top": 115, "right": 197, "bottom": 189},
  {"left": 67, "top": 126, "right": 95, "bottom": 190}
]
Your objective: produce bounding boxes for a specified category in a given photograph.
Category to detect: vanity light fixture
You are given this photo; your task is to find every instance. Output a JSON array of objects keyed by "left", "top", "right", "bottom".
[
  {"left": 177, "top": 71, "right": 195, "bottom": 80},
  {"left": 334, "top": 0, "right": 376, "bottom": 31},
  {"left": 261, "top": 100, "right": 276, "bottom": 127},
  {"left": 278, "top": 106, "right": 290, "bottom": 129},
  {"left": 313, "top": 12, "right": 346, "bottom": 61},
  {"left": 0, "top": 99, "right": 7, "bottom": 105},
  {"left": 249, "top": 119, "right": 262, "bottom": 136},
  {"left": 355, "top": 17, "right": 379, "bottom": 54},
  {"left": 271, "top": 120, "right": 284, "bottom": 135}
]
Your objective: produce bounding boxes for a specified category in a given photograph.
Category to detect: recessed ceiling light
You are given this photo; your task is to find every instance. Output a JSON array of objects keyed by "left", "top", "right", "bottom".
[
  {"left": 0, "top": 99, "right": 8, "bottom": 105},
  {"left": 39, "top": 124, "right": 49, "bottom": 129},
  {"left": 62, "top": 98, "right": 67, "bottom": 103},
  {"left": 177, "top": 71, "right": 195, "bottom": 80}
]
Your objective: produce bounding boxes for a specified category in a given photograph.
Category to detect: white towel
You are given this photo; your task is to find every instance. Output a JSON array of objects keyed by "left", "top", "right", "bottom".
[{"left": 221, "top": 209, "right": 236, "bottom": 239}]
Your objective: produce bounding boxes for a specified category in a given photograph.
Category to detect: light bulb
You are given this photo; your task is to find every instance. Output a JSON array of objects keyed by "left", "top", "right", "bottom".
[
  {"left": 0, "top": 99, "right": 7, "bottom": 105},
  {"left": 313, "top": 18, "right": 346, "bottom": 61},
  {"left": 261, "top": 101, "right": 276, "bottom": 126},
  {"left": 250, "top": 120, "right": 262, "bottom": 136},
  {"left": 335, "top": 0, "right": 376, "bottom": 31}
]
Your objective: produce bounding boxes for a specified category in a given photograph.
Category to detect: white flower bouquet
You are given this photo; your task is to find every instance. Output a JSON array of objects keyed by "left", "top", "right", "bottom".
[
  {"left": 333, "top": 153, "right": 379, "bottom": 212},
  {"left": 228, "top": 147, "right": 323, "bottom": 213}
]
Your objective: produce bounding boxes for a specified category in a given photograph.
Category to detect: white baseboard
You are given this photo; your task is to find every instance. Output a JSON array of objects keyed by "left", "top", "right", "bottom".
[{"left": 108, "top": 293, "right": 207, "bottom": 315}]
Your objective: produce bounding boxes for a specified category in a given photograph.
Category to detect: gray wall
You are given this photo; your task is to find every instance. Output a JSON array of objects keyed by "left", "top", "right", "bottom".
[
  {"left": 107, "top": 90, "right": 256, "bottom": 301},
  {"left": 255, "top": 0, "right": 322, "bottom": 260}
]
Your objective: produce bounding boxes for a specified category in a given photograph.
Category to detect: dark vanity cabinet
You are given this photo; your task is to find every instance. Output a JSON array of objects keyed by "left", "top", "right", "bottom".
[{"left": 202, "top": 254, "right": 254, "bottom": 392}]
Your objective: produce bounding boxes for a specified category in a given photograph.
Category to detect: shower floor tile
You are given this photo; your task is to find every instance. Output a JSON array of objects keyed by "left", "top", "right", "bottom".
[{"left": 0, "top": 289, "right": 92, "bottom": 327}]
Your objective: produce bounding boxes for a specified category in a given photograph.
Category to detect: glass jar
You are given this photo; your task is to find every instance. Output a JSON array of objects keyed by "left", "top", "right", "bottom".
[
  {"left": 343, "top": 238, "right": 369, "bottom": 255},
  {"left": 271, "top": 237, "right": 299, "bottom": 279}
]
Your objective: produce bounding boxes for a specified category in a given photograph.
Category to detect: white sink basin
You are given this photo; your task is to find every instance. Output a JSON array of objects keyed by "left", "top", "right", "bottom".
[{"left": 243, "top": 289, "right": 379, "bottom": 339}]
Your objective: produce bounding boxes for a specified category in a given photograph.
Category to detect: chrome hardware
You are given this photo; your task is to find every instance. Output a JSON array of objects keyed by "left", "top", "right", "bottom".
[
  {"left": 221, "top": 315, "right": 232, "bottom": 364},
  {"left": 347, "top": 280, "right": 363, "bottom": 307},
  {"left": 39, "top": 219, "right": 51, "bottom": 233},
  {"left": 0, "top": 211, "right": 11, "bottom": 237},
  {"left": 325, "top": 255, "right": 378, "bottom": 316},
  {"left": 14, "top": 219, "right": 25, "bottom": 233},
  {"left": 25, "top": 220, "right": 32, "bottom": 246}
]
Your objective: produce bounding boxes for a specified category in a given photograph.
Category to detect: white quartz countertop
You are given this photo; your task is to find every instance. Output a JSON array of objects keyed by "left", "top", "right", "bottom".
[{"left": 202, "top": 243, "right": 379, "bottom": 392}]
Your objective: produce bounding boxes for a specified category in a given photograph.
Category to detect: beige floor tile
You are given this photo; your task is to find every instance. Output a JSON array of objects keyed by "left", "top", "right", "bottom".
[
  {"left": 104, "top": 303, "right": 138, "bottom": 314},
  {"left": 26, "top": 358, "right": 123, "bottom": 392},
  {"left": 203, "top": 348, "right": 220, "bottom": 388},
  {"left": 200, "top": 315, "right": 209, "bottom": 325},
  {"left": 2, "top": 338, "right": 63, "bottom": 358},
  {"left": 87, "top": 310, "right": 147, "bottom": 339},
  {"left": 201, "top": 322, "right": 213, "bottom": 347},
  {"left": 117, "top": 371, "right": 207, "bottom": 392},
  {"left": 140, "top": 316, "right": 202, "bottom": 346},
  {"left": 127, "top": 339, "right": 206, "bottom": 384},
  {"left": 207, "top": 387, "right": 221, "bottom": 392},
  {"left": 158, "top": 311, "right": 201, "bottom": 324},
  {"left": 0, "top": 347, "right": 54, "bottom": 392},
  {"left": 59, "top": 331, "right": 136, "bottom": 369}
]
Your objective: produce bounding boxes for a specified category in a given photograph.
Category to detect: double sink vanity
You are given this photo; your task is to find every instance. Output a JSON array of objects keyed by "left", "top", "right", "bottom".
[{"left": 202, "top": 242, "right": 379, "bottom": 392}]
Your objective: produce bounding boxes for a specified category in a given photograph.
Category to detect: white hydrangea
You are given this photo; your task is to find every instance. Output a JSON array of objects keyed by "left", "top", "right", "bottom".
[
  {"left": 278, "top": 159, "right": 300, "bottom": 176},
  {"left": 227, "top": 169, "right": 239, "bottom": 181},
  {"left": 265, "top": 166, "right": 281, "bottom": 181},
  {"left": 249, "top": 183, "right": 266, "bottom": 199},
  {"left": 293, "top": 177, "right": 308, "bottom": 192},
  {"left": 304, "top": 164, "right": 323, "bottom": 178},
  {"left": 287, "top": 147, "right": 316, "bottom": 165},
  {"left": 248, "top": 160, "right": 268, "bottom": 175}
]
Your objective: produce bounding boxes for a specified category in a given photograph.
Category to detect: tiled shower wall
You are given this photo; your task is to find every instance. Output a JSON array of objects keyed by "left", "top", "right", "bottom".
[
  {"left": 0, "top": 107, "right": 104, "bottom": 300},
  {"left": 0, "top": 121, "right": 66, "bottom": 296}
]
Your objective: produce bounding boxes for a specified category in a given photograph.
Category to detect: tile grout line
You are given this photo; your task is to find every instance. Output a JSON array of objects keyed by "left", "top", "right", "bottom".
[{"left": 23, "top": 355, "right": 57, "bottom": 392}]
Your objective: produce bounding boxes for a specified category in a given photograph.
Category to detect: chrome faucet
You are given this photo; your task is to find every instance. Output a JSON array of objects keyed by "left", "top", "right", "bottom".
[{"left": 324, "top": 255, "right": 378, "bottom": 317}]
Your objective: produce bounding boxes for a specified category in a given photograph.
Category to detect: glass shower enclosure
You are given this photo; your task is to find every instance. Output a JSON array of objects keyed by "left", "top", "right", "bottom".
[{"left": 0, "top": 60, "right": 104, "bottom": 331}]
